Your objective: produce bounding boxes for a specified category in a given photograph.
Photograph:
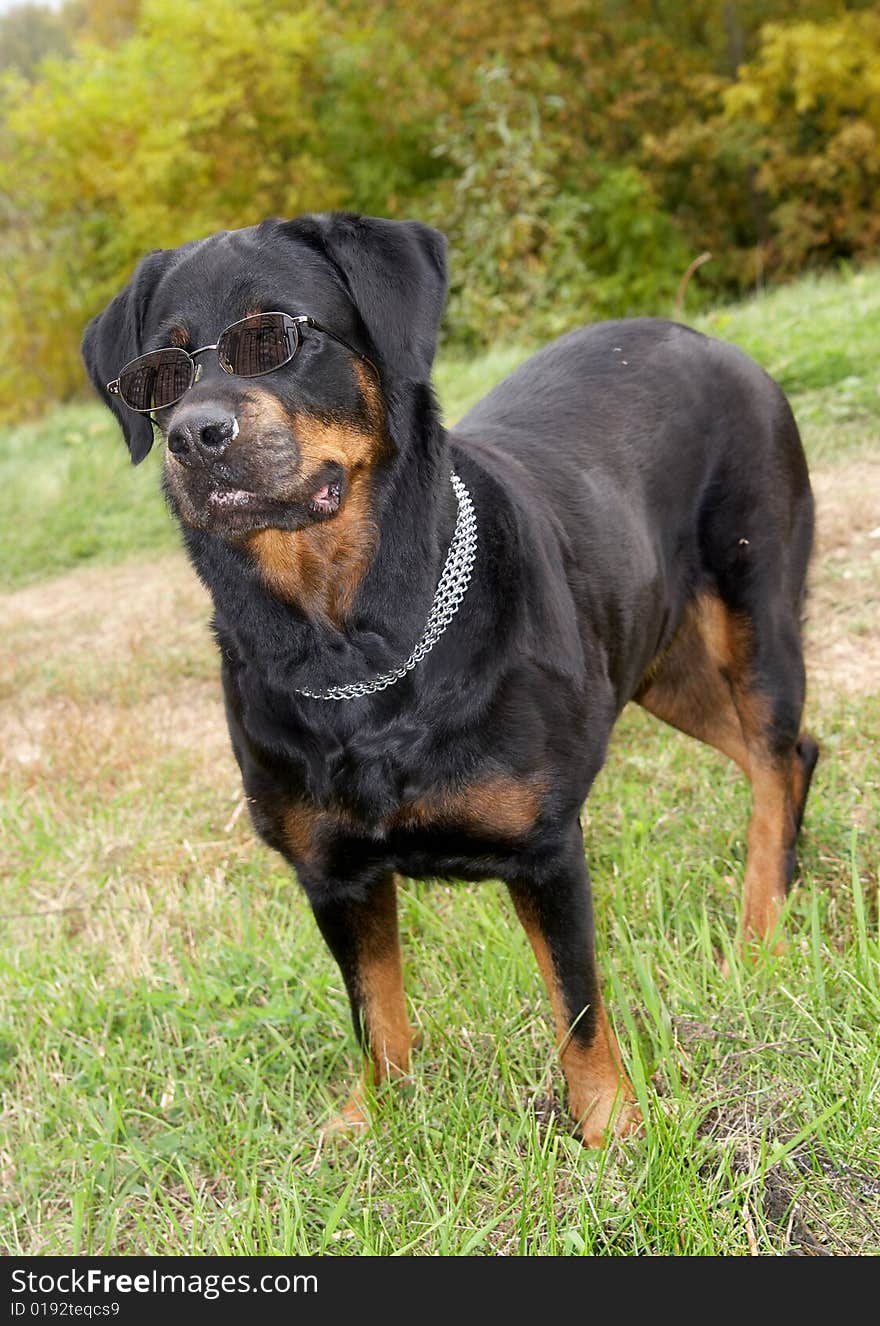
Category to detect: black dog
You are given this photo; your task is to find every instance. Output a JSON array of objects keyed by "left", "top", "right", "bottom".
[{"left": 82, "top": 213, "right": 818, "bottom": 1145}]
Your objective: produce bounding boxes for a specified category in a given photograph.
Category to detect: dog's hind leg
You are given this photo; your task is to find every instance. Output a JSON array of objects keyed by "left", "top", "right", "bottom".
[
  {"left": 725, "top": 602, "right": 819, "bottom": 948},
  {"left": 635, "top": 590, "right": 818, "bottom": 951},
  {"left": 310, "top": 871, "right": 414, "bottom": 1135},
  {"left": 508, "top": 834, "right": 640, "bottom": 1147}
]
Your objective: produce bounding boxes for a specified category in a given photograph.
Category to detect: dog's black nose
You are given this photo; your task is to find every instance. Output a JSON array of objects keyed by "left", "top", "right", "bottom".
[{"left": 168, "top": 410, "right": 237, "bottom": 465}]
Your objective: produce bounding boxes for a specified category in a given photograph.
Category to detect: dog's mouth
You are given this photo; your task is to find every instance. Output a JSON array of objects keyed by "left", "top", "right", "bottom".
[
  {"left": 306, "top": 480, "right": 342, "bottom": 516},
  {"left": 165, "top": 455, "right": 348, "bottom": 535},
  {"left": 206, "top": 481, "right": 340, "bottom": 516}
]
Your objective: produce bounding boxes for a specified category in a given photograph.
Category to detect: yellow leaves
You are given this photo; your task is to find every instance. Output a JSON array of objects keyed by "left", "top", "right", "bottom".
[
  {"left": 2, "top": 0, "right": 880, "bottom": 420},
  {"left": 711, "top": 13, "right": 880, "bottom": 280},
  {"left": 724, "top": 14, "right": 880, "bottom": 134},
  {"left": 0, "top": 0, "right": 339, "bottom": 416}
]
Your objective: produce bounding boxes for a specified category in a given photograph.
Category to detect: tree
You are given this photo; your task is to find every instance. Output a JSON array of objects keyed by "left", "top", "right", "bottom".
[{"left": 0, "top": 0, "right": 337, "bottom": 413}]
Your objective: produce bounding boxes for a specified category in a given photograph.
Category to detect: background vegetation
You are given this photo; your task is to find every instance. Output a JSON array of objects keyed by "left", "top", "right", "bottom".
[
  {"left": 2, "top": 0, "right": 880, "bottom": 418},
  {"left": 1, "top": 267, "right": 878, "bottom": 1254}
]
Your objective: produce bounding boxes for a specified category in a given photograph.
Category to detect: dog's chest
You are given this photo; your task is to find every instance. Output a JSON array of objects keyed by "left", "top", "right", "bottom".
[{"left": 279, "top": 770, "right": 546, "bottom": 872}]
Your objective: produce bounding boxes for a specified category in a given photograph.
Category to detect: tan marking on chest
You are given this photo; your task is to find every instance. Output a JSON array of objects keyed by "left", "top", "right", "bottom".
[
  {"left": 284, "top": 801, "right": 324, "bottom": 863},
  {"left": 393, "top": 774, "right": 546, "bottom": 839},
  {"left": 283, "top": 775, "right": 544, "bottom": 864}
]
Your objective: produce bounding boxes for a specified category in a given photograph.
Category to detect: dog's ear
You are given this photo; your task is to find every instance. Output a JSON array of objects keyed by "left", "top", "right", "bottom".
[
  {"left": 81, "top": 249, "right": 173, "bottom": 464},
  {"left": 285, "top": 213, "right": 448, "bottom": 383}
]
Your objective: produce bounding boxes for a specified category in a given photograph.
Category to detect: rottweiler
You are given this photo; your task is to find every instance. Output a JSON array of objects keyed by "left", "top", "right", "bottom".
[{"left": 82, "top": 213, "right": 818, "bottom": 1146}]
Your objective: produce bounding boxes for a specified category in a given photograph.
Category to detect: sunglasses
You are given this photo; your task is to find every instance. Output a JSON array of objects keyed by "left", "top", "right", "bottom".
[{"left": 107, "top": 312, "right": 376, "bottom": 413}]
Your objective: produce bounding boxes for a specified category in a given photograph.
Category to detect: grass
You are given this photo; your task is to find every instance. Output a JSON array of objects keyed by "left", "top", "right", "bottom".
[{"left": 1, "top": 262, "right": 879, "bottom": 1255}]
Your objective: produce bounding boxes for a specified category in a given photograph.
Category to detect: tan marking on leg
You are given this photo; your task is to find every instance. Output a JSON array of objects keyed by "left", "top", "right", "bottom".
[
  {"left": 790, "top": 733, "right": 818, "bottom": 831},
  {"left": 714, "top": 602, "right": 799, "bottom": 955},
  {"left": 326, "top": 877, "right": 413, "bottom": 1138},
  {"left": 636, "top": 594, "right": 752, "bottom": 773},
  {"left": 359, "top": 940, "right": 413, "bottom": 1085},
  {"left": 741, "top": 760, "right": 796, "bottom": 950},
  {"left": 511, "top": 896, "right": 639, "bottom": 1148},
  {"left": 638, "top": 592, "right": 804, "bottom": 958},
  {"left": 393, "top": 774, "right": 545, "bottom": 838}
]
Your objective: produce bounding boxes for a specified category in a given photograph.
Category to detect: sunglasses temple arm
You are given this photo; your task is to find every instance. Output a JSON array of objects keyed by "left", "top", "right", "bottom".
[{"left": 303, "top": 318, "right": 379, "bottom": 379}]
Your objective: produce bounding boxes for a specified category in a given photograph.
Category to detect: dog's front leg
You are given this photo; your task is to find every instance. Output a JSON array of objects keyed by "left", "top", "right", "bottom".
[
  {"left": 508, "top": 835, "right": 640, "bottom": 1148},
  {"left": 309, "top": 870, "right": 414, "bottom": 1135}
]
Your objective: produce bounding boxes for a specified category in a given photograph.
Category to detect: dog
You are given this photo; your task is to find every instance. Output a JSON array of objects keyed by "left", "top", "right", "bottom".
[{"left": 82, "top": 213, "right": 818, "bottom": 1146}]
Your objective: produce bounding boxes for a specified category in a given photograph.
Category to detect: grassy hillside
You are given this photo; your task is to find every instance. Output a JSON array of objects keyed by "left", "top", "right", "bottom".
[{"left": 1, "top": 265, "right": 878, "bottom": 1255}]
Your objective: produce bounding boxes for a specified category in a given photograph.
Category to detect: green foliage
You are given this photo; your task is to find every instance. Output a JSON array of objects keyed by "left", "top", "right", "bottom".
[
  {"left": 644, "top": 10, "right": 880, "bottom": 291},
  {"left": 725, "top": 13, "right": 880, "bottom": 273},
  {"left": 1, "top": 1, "right": 880, "bottom": 418},
  {"left": 0, "top": 0, "right": 337, "bottom": 416},
  {"left": 427, "top": 66, "right": 692, "bottom": 349}
]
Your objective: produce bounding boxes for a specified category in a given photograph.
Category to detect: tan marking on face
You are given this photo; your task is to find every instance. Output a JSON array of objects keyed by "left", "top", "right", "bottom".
[
  {"left": 393, "top": 774, "right": 546, "bottom": 839},
  {"left": 249, "top": 474, "right": 378, "bottom": 623},
  {"left": 511, "top": 895, "right": 639, "bottom": 1147},
  {"left": 239, "top": 387, "right": 386, "bottom": 622},
  {"left": 354, "top": 359, "right": 384, "bottom": 431},
  {"left": 169, "top": 326, "right": 189, "bottom": 348},
  {"left": 290, "top": 413, "right": 380, "bottom": 473}
]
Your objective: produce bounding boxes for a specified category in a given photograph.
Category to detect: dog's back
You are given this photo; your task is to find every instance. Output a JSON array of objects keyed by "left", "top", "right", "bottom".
[{"left": 453, "top": 317, "right": 814, "bottom": 704}]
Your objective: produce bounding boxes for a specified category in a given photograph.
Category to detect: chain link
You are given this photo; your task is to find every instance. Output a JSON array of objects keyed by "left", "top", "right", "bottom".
[{"left": 293, "top": 470, "right": 477, "bottom": 701}]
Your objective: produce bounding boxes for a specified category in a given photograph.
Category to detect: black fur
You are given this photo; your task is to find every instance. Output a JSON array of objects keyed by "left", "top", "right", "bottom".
[{"left": 83, "top": 212, "right": 816, "bottom": 1139}]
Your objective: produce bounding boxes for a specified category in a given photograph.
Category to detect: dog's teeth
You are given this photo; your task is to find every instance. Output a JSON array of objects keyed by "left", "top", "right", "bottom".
[{"left": 211, "top": 488, "right": 250, "bottom": 507}]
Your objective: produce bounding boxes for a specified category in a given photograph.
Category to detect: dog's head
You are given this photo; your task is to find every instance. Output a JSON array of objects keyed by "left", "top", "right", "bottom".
[{"left": 81, "top": 213, "right": 447, "bottom": 539}]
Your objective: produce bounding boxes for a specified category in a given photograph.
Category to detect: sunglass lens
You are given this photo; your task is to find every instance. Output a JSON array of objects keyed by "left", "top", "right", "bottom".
[
  {"left": 218, "top": 314, "right": 296, "bottom": 377},
  {"left": 118, "top": 348, "right": 193, "bottom": 411}
]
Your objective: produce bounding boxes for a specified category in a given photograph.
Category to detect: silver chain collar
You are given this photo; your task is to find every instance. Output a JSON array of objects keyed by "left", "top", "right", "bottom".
[{"left": 293, "top": 470, "right": 477, "bottom": 701}]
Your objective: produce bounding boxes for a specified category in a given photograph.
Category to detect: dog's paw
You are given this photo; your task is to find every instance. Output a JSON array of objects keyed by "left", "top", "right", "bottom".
[
  {"left": 579, "top": 1092, "right": 642, "bottom": 1149},
  {"left": 322, "top": 1089, "right": 370, "bottom": 1141}
]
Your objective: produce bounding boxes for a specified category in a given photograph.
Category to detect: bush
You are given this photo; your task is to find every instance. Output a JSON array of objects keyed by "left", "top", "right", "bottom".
[
  {"left": 0, "top": 0, "right": 336, "bottom": 417},
  {"left": 429, "top": 65, "right": 693, "bottom": 350}
]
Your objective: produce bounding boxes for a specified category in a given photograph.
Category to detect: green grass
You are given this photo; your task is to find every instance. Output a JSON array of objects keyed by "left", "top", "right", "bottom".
[
  {"left": 0, "top": 404, "right": 177, "bottom": 590},
  {"left": 1, "top": 678, "right": 877, "bottom": 1255},
  {"left": 1, "top": 262, "right": 879, "bottom": 1255}
]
